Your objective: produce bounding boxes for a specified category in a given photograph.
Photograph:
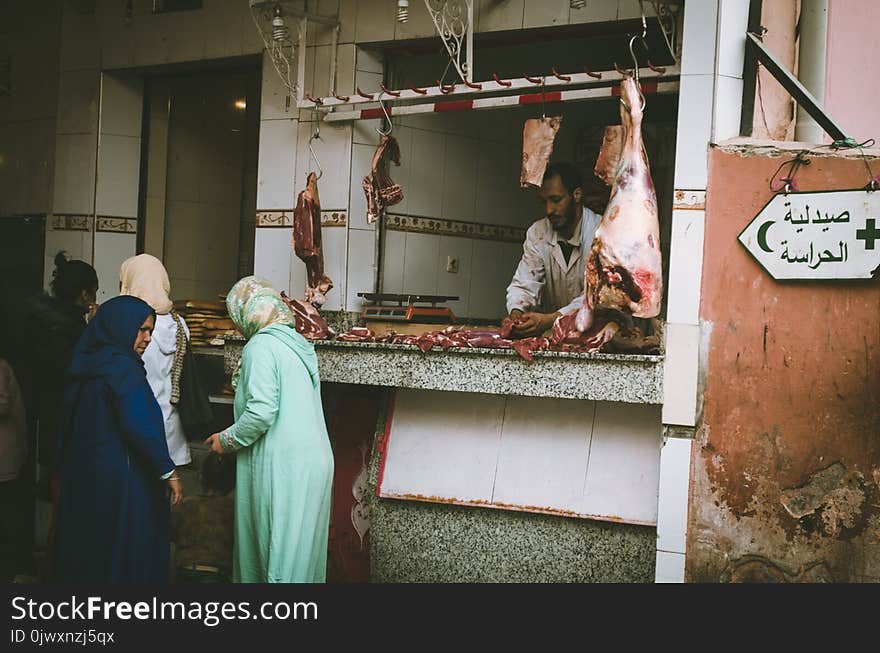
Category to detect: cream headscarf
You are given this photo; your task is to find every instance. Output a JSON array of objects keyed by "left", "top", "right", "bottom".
[{"left": 119, "top": 254, "right": 174, "bottom": 314}]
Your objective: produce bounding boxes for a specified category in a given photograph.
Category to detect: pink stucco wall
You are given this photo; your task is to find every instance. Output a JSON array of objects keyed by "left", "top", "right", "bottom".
[{"left": 825, "top": 0, "right": 880, "bottom": 144}]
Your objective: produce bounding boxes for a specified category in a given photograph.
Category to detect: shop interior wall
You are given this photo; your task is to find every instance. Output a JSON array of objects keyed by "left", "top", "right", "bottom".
[
  {"left": 25, "top": 0, "right": 665, "bottom": 299},
  {"left": 690, "top": 144, "right": 880, "bottom": 582}
]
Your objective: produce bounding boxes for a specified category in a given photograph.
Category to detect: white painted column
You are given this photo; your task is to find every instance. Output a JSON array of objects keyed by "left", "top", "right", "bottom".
[
  {"left": 47, "top": 6, "right": 101, "bottom": 289},
  {"left": 658, "top": 0, "right": 750, "bottom": 583},
  {"left": 93, "top": 71, "right": 143, "bottom": 304}
]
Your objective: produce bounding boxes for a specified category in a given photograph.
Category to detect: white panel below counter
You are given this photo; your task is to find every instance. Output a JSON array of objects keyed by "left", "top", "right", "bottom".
[{"left": 379, "top": 389, "right": 662, "bottom": 525}]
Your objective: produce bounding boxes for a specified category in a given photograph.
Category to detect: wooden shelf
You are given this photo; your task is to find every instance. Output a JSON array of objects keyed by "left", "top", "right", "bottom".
[{"left": 192, "top": 346, "right": 225, "bottom": 357}]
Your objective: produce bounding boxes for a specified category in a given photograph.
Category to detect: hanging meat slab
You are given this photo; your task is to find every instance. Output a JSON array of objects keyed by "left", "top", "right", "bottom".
[
  {"left": 280, "top": 291, "right": 335, "bottom": 340},
  {"left": 573, "top": 74, "right": 663, "bottom": 344},
  {"left": 593, "top": 125, "right": 625, "bottom": 186},
  {"left": 520, "top": 116, "right": 563, "bottom": 188},
  {"left": 293, "top": 171, "right": 334, "bottom": 307},
  {"left": 362, "top": 134, "right": 403, "bottom": 224}
]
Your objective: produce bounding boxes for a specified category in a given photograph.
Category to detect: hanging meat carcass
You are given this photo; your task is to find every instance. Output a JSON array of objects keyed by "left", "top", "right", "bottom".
[
  {"left": 520, "top": 116, "right": 563, "bottom": 188},
  {"left": 362, "top": 133, "right": 403, "bottom": 224},
  {"left": 293, "top": 171, "right": 333, "bottom": 307},
  {"left": 573, "top": 74, "right": 663, "bottom": 343}
]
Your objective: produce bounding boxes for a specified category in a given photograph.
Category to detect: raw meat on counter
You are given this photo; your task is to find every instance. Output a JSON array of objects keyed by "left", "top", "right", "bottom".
[
  {"left": 331, "top": 325, "right": 620, "bottom": 363},
  {"left": 293, "top": 171, "right": 333, "bottom": 307},
  {"left": 362, "top": 134, "right": 403, "bottom": 224},
  {"left": 520, "top": 116, "right": 563, "bottom": 188}
]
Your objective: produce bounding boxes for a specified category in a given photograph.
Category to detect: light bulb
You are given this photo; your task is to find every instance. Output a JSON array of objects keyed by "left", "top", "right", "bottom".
[
  {"left": 271, "top": 5, "right": 288, "bottom": 42},
  {"left": 397, "top": 0, "right": 409, "bottom": 23}
]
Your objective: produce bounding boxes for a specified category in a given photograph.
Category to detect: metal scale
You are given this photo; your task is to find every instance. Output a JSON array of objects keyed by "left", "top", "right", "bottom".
[{"left": 357, "top": 292, "right": 458, "bottom": 333}]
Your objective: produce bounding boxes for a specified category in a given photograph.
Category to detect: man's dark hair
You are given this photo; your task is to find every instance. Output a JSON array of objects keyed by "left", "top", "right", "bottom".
[
  {"left": 50, "top": 251, "right": 98, "bottom": 303},
  {"left": 543, "top": 162, "right": 582, "bottom": 195},
  {"left": 201, "top": 452, "right": 236, "bottom": 494}
]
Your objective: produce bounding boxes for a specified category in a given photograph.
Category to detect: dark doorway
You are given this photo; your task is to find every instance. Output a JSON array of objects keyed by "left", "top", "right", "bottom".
[{"left": 0, "top": 215, "right": 45, "bottom": 325}]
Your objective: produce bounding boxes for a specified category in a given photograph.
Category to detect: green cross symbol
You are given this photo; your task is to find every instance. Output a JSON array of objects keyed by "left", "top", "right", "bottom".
[{"left": 856, "top": 218, "right": 880, "bottom": 250}]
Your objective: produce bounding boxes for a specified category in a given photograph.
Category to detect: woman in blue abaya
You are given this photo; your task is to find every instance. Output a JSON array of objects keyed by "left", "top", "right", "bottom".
[{"left": 52, "top": 295, "right": 183, "bottom": 583}]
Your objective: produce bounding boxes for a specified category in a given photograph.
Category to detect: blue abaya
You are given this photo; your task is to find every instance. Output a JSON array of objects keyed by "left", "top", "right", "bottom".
[{"left": 52, "top": 295, "right": 176, "bottom": 583}]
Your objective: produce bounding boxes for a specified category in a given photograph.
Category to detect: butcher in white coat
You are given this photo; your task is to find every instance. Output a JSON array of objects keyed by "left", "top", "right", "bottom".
[{"left": 119, "top": 254, "right": 192, "bottom": 466}]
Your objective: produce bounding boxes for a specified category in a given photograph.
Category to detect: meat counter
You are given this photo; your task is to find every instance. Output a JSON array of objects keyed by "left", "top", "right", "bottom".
[{"left": 222, "top": 334, "right": 663, "bottom": 405}]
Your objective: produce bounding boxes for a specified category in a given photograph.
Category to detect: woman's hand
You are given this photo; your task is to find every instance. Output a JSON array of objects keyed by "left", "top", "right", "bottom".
[
  {"left": 166, "top": 476, "right": 183, "bottom": 506},
  {"left": 204, "top": 432, "right": 226, "bottom": 454}
]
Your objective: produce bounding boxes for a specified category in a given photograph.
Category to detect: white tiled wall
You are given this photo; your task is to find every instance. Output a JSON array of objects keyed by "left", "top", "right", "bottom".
[
  {"left": 662, "top": 323, "right": 700, "bottom": 427},
  {"left": 320, "top": 227, "right": 348, "bottom": 311},
  {"left": 56, "top": 70, "right": 100, "bottom": 135},
  {"left": 655, "top": 550, "right": 686, "bottom": 583},
  {"left": 255, "top": 227, "right": 294, "bottom": 293},
  {"left": 257, "top": 118, "right": 298, "bottom": 210},
  {"left": 96, "top": 134, "right": 142, "bottom": 218},
  {"left": 93, "top": 232, "right": 136, "bottom": 304},
  {"left": 666, "top": 209, "right": 706, "bottom": 326},
  {"left": 52, "top": 134, "right": 98, "bottom": 215},
  {"left": 436, "top": 235, "right": 474, "bottom": 319},
  {"left": 657, "top": 436, "right": 692, "bottom": 555},
  {"left": 401, "top": 231, "right": 440, "bottom": 295},
  {"left": 346, "top": 227, "right": 376, "bottom": 310},
  {"left": 43, "top": 228, "right": 92, "bottom": 292},
  {"left": 294, "top": 121, "right": 352, "bottom": 210},
  {"left": 100, "top": 74, "right": 143, "bottom": 138}
]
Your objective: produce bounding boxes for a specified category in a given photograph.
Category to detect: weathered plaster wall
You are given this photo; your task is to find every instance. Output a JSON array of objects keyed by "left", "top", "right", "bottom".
[
  {"left": 364, "top": 390, "right": 657, "bottom": 583},
  {"left": 689, "top": 142, "right": 880, "bottom": 582}
]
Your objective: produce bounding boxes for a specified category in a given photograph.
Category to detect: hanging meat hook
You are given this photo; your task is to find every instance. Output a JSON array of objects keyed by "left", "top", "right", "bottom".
[
  {"left": 627, "top": 34, "right": 648, "bottom": 112},
  {"left": 308, "top": 126, "right": 323, "bottom": 180},
  {"left": 375, "top": 97, "right": 393, "bottom": 136}
]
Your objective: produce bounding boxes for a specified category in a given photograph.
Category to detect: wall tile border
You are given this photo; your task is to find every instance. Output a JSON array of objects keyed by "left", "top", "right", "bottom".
[
  {"left": 672, "top": 189, "right": 707, "bottom": 210},
  {"left": 96, "top": 216, "right": 137, "bottom": 233},
  {"left": 385, "top": 213, "right": 526, "bottom": 244},
  {"left": 51, "top": 214, "right": 92, "bottom": 231},
  {"left": 256, "top": 210, "right": 348, "bottom": 228}
]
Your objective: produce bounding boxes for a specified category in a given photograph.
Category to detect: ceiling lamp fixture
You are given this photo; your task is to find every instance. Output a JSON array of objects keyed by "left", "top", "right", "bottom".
[
  {"left": 271, "top": 4, "right": 289, "bottom": 42},
  {"left": 397, "top": 0, "right": 409, "bottom": 23}
]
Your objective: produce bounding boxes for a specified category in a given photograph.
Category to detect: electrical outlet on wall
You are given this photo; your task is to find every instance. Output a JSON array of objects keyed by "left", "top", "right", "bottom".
[{"left": 446, "top": 256, "right": 459, "bottom": 274}]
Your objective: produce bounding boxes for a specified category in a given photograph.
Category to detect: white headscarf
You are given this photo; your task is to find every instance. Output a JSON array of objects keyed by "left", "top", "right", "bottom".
[{"left": 119, "top": 254, "right": 174, "bottom": 314}]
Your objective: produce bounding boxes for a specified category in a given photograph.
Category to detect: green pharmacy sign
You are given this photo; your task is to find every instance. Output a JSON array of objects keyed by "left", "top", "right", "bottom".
[{"left": 738, "top": 190, "right": 880, "bottom": 279}]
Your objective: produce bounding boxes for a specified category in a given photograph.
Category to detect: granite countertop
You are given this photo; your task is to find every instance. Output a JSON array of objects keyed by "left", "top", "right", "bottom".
[{"left": 224, "top": 336, "right": 664, "bottom": 405}]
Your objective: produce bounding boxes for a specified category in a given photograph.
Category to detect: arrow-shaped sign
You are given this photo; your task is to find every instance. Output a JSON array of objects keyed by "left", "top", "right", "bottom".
[{"left": 738, "top": 190, "right": 880, "bottom": 280}]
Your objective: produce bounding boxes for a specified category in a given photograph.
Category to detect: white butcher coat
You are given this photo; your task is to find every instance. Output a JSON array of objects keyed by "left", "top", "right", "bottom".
[
  {"left": 142, "top": 312, "right": 192, "bottom": 466},
  {"left": 506, "top": 206, "right": 602, "bottom": 315}
]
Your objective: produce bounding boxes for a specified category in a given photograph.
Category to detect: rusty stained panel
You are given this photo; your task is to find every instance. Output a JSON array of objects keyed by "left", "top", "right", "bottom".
[
  {"left": 689, "top": 145, "right": 880, "bottom": 582},
  {"left": 380, "top": 492, "right": 656, "bottom": 527}
]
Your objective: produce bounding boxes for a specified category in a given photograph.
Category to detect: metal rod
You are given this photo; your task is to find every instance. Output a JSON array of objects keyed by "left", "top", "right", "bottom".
[
  {"left": 296, "top": 16, "right": 307, "bottom": 103},
  {"left": 298, "top": 65, "right": 679, "bottom": 109},
  {"left": 745, "top": 32, "right": 848, "bottom": 142}
]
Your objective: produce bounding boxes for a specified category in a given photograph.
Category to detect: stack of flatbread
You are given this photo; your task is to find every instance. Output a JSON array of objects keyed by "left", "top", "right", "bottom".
[{"left": 173, "top": 299, "right": 236, "bottom": 347}]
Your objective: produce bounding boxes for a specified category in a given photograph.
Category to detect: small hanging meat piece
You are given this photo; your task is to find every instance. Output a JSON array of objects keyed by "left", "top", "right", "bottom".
[
  {"left": 280, "top": 291, "right": 335, "bottom": 340},
  {"left": 520, "top": 116, "right": 563, "bottom": 188},
  {"left": 293, "top": 171, "right": 333, "bottom": 307},
  {"left": 362, "top": 134, "right": 403, "bottom": 224}
]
